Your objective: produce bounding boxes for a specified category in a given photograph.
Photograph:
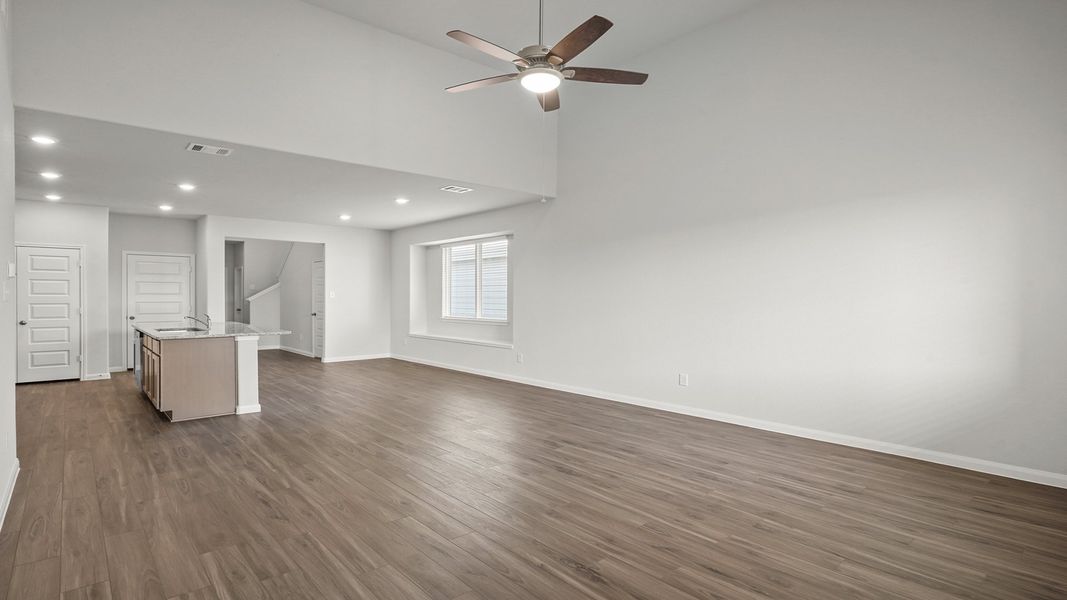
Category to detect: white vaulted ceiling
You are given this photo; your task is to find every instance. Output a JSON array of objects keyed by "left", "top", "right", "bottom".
[
  {"left": 11, "top": 0, "right": 758, "bottom": 229},
  {"left": 303, "top": 0, "right": 761, "bottom": 68}
]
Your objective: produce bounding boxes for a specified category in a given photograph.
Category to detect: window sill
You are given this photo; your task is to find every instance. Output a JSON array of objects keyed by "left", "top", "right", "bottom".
[
  {"left": 407, "top": 333, "right": 514, "bottom": 349},
  {"left": 440, "top": 316, "right": 510, "bottom": 326}
]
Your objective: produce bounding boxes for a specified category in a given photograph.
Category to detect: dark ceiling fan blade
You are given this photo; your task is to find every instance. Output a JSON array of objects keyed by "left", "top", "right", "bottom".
[
  {"left": 566, "top": 67, "right": 648, "bottom": 85},
  {"left": 547, "top": 15, "right": 613, "bottom": 65},
  {"left": 446, "top": 73, "right": 518, "bottom": 93},
  {"left": 447, "top": 30, "right": 529, "bottom": 66},
  {"left": 537, "top": 89, "right": 560, "bottom": 112}
]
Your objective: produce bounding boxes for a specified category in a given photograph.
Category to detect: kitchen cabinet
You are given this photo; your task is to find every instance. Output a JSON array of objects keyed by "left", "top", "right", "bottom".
[{"left": 139, "top": 333, "right": 237, "bottom": 421}]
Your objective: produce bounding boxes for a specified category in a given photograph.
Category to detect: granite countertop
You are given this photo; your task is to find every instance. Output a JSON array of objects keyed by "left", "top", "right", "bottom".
[{"left": 134, "top": 321, "right": 291, "bottom": 339}]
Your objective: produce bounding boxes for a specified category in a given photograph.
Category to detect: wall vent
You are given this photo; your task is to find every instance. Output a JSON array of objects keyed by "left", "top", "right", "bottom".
[
  {"left": 440, "top": 185, "right": 474, "bottom": 194},
  {"left": 186, "top": 142, "right": 234, "bottom": 156}
]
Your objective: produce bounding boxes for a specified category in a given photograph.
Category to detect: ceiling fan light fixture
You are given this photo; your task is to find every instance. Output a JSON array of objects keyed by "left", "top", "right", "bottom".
[{"left": 520, "top": 68, "right": 562, "bottom": 93}]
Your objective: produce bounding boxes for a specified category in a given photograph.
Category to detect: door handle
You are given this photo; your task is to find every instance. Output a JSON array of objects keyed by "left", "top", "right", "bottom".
[
  {"left": 18, "top": 320, "right": 27, "bottom": 325},
  {"left": 311, "top": 312, "right": 317, "bottom": 316},
  {"left": 129, "top": 316, "right": 135, "bottom": 320}
]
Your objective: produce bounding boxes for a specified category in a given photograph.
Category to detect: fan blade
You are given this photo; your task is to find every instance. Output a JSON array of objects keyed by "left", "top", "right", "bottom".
[
  {"left": 566, "top": 67, "right": 648, "bottom": 85},
  {"left": 446, "top": 73, "right": 518, "bottom": 93},
  {"left": 538, "top": 89, "right": 560, "bottom": 112},
  {"left": 547, "top": 15, "right": 613, "bottom": 65},
  {"left": 447, "top": 30, "right": 528, "bottom": 66}
]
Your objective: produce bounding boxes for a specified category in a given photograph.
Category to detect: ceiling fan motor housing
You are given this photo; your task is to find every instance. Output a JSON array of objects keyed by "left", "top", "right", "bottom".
[{"left": 517, "top": 45, "right": 557, "bottom": 68}]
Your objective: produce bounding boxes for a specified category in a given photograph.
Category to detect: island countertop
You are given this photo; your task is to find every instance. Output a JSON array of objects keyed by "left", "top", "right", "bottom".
[{"left": 133, "top": 321, "right": 291, "bottom": 339}]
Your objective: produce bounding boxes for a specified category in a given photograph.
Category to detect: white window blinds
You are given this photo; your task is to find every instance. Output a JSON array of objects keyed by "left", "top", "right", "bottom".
[{"left": 443, "top": 237, "right": 509, "bottom": 321}]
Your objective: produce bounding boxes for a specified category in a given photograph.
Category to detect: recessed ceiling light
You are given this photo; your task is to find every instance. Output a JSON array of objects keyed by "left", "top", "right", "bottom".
[
  {"left": 40, "top": 171, "right": 61, "bottom": 180},
  {"left": 159, "top": 204, "right": 173, "bottom": 212},
  {"left": 31, "top": 135, "right": 57, "bottom": 145},
  {"left": 339, "top": 214, "right": 352, "bottom": 221},
  {"left": 45, "top": 194, "right": 61, "bottom": 201},
  {"left": 395, "top": 197, "right": 410, "bottom": 205},
  {"left": 178, "top": 182, "right": 196, "bottom": 191}
]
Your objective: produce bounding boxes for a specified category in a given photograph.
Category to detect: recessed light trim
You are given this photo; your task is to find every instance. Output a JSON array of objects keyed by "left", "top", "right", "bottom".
[
  {"left": 339, "top": 214, "right": 352, "bottom": 221},
  {"left": 395, "top": 197, "right": 410, "bottom": 205},
  {"left": 158, "top": 204, "right": 173, "bottom": 212},
  {"left": 31, "top": 135, "right": 57, "bottom": 145},
  {"left": 40, "top": 171, "right": 61, "bottom": 180},
  {"left": 178, "top": 183, "right": 197, "bottom": 191},
  {"left": 45, "top": 194, "right": 62, "bottom": 201}
]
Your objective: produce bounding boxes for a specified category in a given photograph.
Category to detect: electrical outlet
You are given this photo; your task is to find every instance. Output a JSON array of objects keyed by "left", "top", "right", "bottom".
[
  {"left": 329, "top": 291, "right": 336, "bottom": 299},
  {"left": 516, "top": 353, "right": 524, "bottom": 364},
  {"left": 678, "top": 373, "right": 689, "bottom": 387}
]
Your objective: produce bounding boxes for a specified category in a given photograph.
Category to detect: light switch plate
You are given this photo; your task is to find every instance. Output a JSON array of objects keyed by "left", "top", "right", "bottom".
[{"left": 7, "top": 262, "right": 13, "bottom": 278}]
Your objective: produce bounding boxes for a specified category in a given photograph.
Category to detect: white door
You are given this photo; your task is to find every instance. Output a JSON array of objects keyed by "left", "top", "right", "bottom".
[
  {"left": 234, "top": 266, "right": 246, "bottom": 323},
  {"left": 311, "top": 260, "right": 325, "bottom": 358},
  {"left": 16, "top": 246, "right": 82, "bottom": 383},
  {"left": 125, "top": 254, "right": 194, "bottom": 368}
]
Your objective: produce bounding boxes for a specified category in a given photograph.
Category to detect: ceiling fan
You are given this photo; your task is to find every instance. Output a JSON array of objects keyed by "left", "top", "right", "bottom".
[{"left": 445, "top": 1, "right": 649, "bottom": 112}]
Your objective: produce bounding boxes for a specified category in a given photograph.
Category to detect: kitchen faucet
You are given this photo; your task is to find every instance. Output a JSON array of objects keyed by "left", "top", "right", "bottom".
[{"left": 186, "top": 314, "right": 211, "bottom": 329}]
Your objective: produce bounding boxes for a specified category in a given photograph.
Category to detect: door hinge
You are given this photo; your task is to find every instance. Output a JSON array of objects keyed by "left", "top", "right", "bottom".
[{"left": 76, "top": 355, "right": 82, "bottom": 363}]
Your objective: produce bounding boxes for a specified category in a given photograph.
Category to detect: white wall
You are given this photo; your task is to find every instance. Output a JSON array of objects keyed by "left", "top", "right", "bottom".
[
  {"left": 248, "top": 285, "right": 281, "bottom": 349},
  {"left": 279, "top": 242, "right": 324, "bottom": 355},
  {"left": 392, "top": 0, "right": 1067, "bottom": 482},
  {"left": 107, "top": 213, "right": 197, "bottom": 370},
  {"left": 11, "top": 0, "right": 557, "bottom": 197},
  {"left": 14, "top": 201, "right": 110, "bottom": 379},
  {"left": 199, "top": 216, "right": 389, "bottom": 361},
  {"left": 0, "top": 0, "right": 20, "bottom": 525}
]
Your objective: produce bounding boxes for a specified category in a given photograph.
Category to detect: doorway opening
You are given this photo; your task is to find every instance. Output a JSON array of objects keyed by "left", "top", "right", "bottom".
[{"left": 225, "top": 238, "right": 325, "bottom": 359}]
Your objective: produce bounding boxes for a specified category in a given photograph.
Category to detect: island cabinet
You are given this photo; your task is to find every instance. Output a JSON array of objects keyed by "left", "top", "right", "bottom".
[{"left": 140, "top": 334, "right": 237, "bottom": 421}]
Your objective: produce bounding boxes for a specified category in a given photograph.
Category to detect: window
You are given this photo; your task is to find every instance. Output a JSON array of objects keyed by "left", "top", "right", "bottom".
[{"left": 443, "top": 237, "right": 509, "bottom": 321}]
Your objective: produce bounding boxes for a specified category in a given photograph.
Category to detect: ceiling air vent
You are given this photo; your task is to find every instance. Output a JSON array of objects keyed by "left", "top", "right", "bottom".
[
  {"left": 440, "top": 185, "right": 473, "bottom": 194},
  {"left": 185, "top": 142, "right": 234, "bottom": 156}
]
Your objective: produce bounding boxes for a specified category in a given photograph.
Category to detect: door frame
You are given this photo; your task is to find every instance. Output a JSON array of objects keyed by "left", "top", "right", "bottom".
[
  {"left": 14, "top": 243, "right": 88, "bottom": 382},
  {"left": 311, "top": 259, "right": 324, "bottom": 360},
  {"left": 122, "top": 251, "right": 196, "bottom": 370}
]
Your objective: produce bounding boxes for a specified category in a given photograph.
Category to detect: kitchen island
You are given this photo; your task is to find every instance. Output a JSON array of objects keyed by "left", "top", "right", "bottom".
[{"left": 134, "top": 321, "right": 290, "bottom": 421}]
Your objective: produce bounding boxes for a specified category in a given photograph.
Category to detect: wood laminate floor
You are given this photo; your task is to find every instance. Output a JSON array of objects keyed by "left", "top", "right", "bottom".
[{"left": 1, "top": 351, "right": 1066, "bottom": 599}]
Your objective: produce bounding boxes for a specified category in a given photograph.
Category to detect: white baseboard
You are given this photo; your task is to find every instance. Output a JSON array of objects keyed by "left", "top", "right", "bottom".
[
  {"left": 390, "top": 354, "right": 1067, "bottom": 489},
  {"left": 82, "top": 373, "right": 111, "bottom": 381},
  {"left": 109, "top": 365, "right": 129, "bottom": 373},
  {"left": 235, "top": 404, "right": 261, "bottom": 415},
  {"left": 322, "top": 353, "right": 391, "bottom": 363},
  {"left": 279, "top": 346, "right": 315, "bottom": 358},
  {"left": 0, "top": 459, "right": 20, "bottom": 531},
  {"left": 258, "top": 345, "right": 281, "bottom": 351}
]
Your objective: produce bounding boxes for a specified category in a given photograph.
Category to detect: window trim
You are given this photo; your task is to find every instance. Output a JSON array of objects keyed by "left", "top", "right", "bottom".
[{"left": 441, "top": 236, "right": 510, "bottom": 323}]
